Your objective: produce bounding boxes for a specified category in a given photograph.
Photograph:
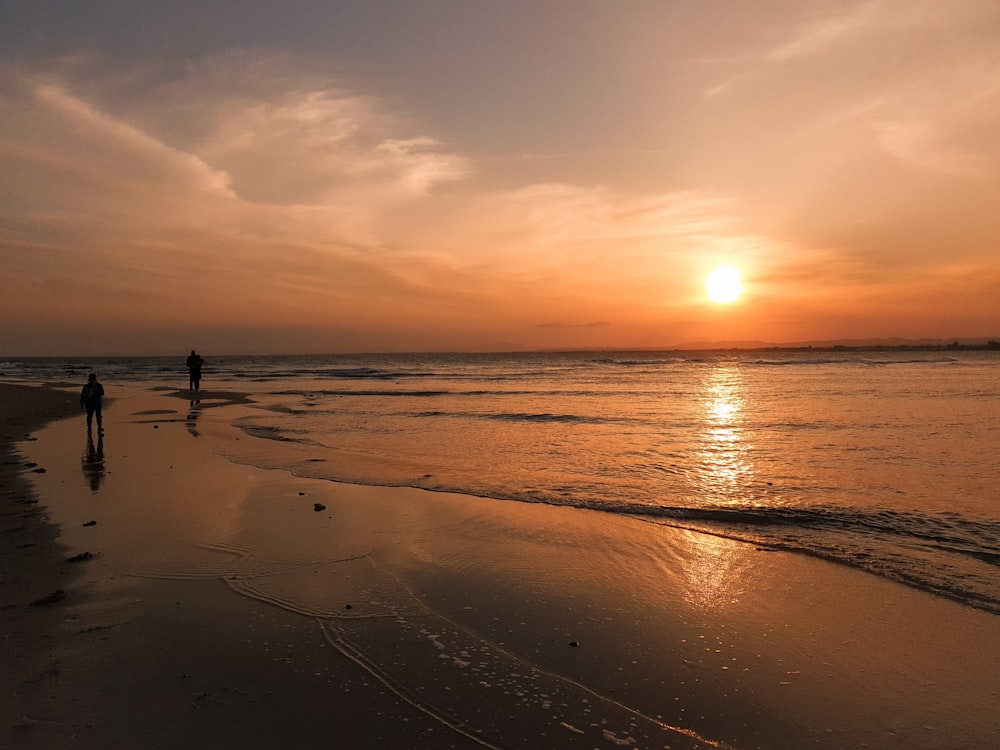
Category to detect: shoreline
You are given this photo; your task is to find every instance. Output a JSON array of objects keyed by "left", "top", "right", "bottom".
[
  {"left": 3, "top": 383, "right": 999, "bottom": 749},
  {"left": 0, "top": 384, "right": 80, "bottom": 738},
  {"left": 2, "top": 383, "right": 498, "bottom": 750}
]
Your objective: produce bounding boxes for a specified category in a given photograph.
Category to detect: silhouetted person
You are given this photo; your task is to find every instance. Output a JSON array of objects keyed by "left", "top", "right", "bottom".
[
  {"left": 82, "top": 432, "right": 106, "bottom": 492},
  {"left": 80, "top": 373, "right": 104, "bottom": 435},
  {"left": 186, "top": 350, "right": 205, "bottom": 391}
]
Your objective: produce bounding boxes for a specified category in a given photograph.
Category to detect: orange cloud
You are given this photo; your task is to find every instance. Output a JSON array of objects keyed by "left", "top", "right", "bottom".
[{"left": 1, "top": 43, "right": 998, "bottom": 355}]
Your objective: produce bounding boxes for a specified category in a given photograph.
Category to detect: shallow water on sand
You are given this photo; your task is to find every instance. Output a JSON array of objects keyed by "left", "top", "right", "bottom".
[
  {"left": 6, "top": 349, "right": 1000, "bottom": 615},
  {"left": 21, "top": 390, "right": 1000, "bottom": 750}
]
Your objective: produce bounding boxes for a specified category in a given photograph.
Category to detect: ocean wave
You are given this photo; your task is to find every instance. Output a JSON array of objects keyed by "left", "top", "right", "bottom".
[
  {"left": 749, "top": 356, "right": 960, "bottom": 366},
  {"left": 478, "top": 411, "right": 621, "bottom": 424},
  {"left": 406, "top": 410, "right": 623, "bottom": 425},
  {"left": 579, "top": 501, "right": 1000, "bottom": 614},
  {"left": 395, "top": 481, "right": 1000, "bottom": 615},
  {"left": 268, "top": 387, "right": 634, "bottom": 399},
  {"left": 631, "top": 503, "right": 1000, "bottom": 549},
  {"left": 238, "top": 424, "right": 316, "bottom": 444},
  {"left": 271, "top": 388, "right": 457, "bottom": 398},
  {"left": 591, "top": 357, "right": 687, "bottom": 366}
]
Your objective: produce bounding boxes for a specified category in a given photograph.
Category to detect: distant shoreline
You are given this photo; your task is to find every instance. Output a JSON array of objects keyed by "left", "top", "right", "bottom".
[
  {"left": 673, "top": 341, "right": 1000, "bottom": 353},
  {"left": 2, "top": 340, "right": 999, "bottom": 360}
]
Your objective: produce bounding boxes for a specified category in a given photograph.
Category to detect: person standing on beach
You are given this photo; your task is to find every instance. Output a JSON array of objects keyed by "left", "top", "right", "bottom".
[
  {"left": 80, "top": 373, "right": 104, "bottom": 435},
  {"left": 186, "top": 350, "right": 205, "bottom": 391}
]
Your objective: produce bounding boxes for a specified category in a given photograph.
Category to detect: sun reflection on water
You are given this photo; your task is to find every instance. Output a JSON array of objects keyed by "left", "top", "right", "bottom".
[
  {"left": 695, "top": 367, "right": 755, "bottom": 505},
  {"left": 665, "top": 368, "right": 766, "bottom": 612}
]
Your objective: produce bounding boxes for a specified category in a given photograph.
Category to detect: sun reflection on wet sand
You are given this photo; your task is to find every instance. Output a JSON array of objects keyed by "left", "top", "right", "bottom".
[{"left": 677, "top": 530, "right": 754, "bottom": 612}]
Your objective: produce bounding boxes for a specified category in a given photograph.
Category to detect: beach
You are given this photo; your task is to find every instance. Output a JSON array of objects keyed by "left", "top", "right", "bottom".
[{"left": 2, "top": 381, "right": 999, "bottom": 749}]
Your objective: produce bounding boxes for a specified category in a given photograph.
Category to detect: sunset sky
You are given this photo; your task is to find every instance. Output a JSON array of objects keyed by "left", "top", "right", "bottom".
[{"left": 2, "top": 1, "right": 998, "bottom": 355}]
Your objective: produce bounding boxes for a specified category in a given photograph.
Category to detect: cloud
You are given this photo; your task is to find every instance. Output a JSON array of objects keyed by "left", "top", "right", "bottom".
[
  {"left": 705, "top": 1, "right": 1000, "bottom": 108},
  {"left": 399, "top": 182, "right": 768, "bottom": 304},
  {"left": 3, "top": 43, "right": 997, "bottom": 354},
  {"left": 875, "top": 120, "right": 984, "bottom": 177},
  {"left": 870, "top": 45, "right": 1000, "bottom": 177},
  {"left": 700, "top": 2, "right": 886, "bottom": 99},
  {"left": 0, "top": 60, "right": 522, "bottom": 333},
  {"left": 768, "top": 1, "right": 881, "bottom": 62},
  {"left": 121, "top": 55, "right": 471, "bottom": 206},
  {"left": 1, "top": 55, "right": 470, "bottom": 239},
  {"left": 32, "top": 83, "right": 234, "bottom": 195},
  {"left": 535, "top": 321, "right": 609, "bottom": 330},
  {"left": 0, "top": 57, "right": 483, "bottom": 339},
  {"left": 767, "top": 1, "right": 998, "bottom": 64},
  {"left": 0, "top": 70, "right": 237, "bottom": 237}
]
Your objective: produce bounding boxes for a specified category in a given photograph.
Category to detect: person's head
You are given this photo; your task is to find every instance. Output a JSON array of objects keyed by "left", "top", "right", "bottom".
[
  {"left": 191, "top": 350, "right": 197, "bottom": 355},
  {"left": 88, "top": 373, "right": 97, "bottom": 382}
]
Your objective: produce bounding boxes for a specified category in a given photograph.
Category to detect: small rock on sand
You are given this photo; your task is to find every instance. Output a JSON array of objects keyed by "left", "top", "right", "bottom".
[{"left": 30, "top": 589, "right": 67, "bottom": 607}]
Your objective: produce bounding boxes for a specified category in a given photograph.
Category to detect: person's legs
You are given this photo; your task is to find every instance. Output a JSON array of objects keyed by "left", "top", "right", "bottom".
[
  {"left": 86, "top": 404, "right": 94, "bottom": 431},
  {"left": 95, "top": 403, "right": 103, "bottom": 432}
]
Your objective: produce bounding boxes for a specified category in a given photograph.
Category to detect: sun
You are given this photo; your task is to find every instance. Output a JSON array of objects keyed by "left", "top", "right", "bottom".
[{"left": 706, "top": 264, "right": 743, "bottom": 303}]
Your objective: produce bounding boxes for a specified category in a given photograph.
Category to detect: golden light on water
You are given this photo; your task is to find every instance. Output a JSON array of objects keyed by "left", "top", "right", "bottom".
[
  {"left": 677, "top": 367, "right": 759, "bottom": 611},
  {"left": 698, "top": 367, "right": 754, "bottom": 504}
]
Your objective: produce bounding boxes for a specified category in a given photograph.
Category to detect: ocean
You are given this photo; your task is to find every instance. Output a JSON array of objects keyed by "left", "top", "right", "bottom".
[{"left": 4, "top": 349, "right": 999, "bottom": 616}]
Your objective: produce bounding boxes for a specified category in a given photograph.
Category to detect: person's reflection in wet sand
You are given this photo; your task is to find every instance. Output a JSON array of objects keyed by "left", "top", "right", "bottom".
[
  {"left": 81, "top": 431, "right": 106, "bottom": 492},
  {"left": 186, "top": 399, "right": 202, "bottom": 437}
]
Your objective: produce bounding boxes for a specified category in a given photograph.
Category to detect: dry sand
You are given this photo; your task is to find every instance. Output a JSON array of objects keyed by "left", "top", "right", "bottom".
[{"left": 2, "top": 382, "right": 998, "bottom": 749}]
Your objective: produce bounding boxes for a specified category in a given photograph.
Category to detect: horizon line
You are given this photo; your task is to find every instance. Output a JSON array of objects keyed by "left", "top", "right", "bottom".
[{"left": 4, "top": 336, "right": 999, "bottom": 359}]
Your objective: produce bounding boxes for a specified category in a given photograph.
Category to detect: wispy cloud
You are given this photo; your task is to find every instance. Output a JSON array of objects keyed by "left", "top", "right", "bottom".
[
  {"left": 875, "top": 120, "right": 984, "bottom": 177},
  {"left": 2, "top": 33, "right": 998, "bottom": 354},
  {"left": 535, "top": 321, "right": 609, "bottom": 330},
  {"left": 768, "top": 1, "right": 881, "bottom": 62},
  {"left": 1, "top": 57, "right": 764, "bottom": 343}
]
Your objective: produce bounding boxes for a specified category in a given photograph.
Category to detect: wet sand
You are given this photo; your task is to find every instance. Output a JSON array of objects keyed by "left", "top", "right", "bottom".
[
  {"left": 2, "top": 382, "right": 999, "bottom": 749},
  {"left": 0, "top": 384, "right": 79, "bottom": 737}
]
